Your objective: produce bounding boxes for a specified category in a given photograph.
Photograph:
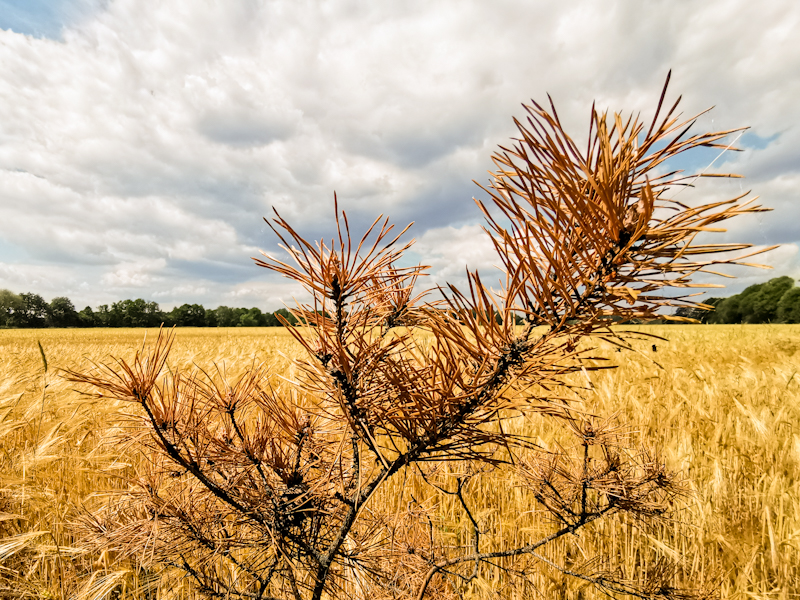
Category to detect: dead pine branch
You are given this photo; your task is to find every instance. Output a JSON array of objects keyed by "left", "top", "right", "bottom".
[{"left": 65, "top": 73, "right": 771, "bottom": 600}]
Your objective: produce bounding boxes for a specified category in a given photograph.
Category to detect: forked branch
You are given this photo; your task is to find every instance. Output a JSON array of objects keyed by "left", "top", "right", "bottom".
[{"left": 66, "top": 76, "right": 768, "bottom": 600}]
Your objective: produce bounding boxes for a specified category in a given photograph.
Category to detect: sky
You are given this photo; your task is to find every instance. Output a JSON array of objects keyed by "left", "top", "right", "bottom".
[{"left": 0, "top": 0, "right": 798, "bottom": 311}]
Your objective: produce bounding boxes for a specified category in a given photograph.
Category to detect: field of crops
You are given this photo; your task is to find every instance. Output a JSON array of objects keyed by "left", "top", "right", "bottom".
[{"left": 1, "top": 326, "right": 798, "bottom": 599}]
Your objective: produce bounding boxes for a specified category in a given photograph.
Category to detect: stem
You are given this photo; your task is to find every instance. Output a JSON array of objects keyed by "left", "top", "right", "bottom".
[
  {"left": 139, "top": 399, "right": 267, "bottom": 526},
  {"left": 229, "top": 407, "right": 271, "bottom": 490},
  {"left": 415, "top": 505, "right": 614, "bottom": 600}
]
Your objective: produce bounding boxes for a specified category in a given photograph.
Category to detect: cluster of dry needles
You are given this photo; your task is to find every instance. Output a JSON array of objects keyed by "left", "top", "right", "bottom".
[{"left": 67, "top": 74, "right": 771, "bottom": 600}]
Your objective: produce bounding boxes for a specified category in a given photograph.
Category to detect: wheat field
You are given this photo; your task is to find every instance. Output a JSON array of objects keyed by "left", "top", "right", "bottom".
[{"left": 1, "top": 326, "right": 798, "bottom": 599}]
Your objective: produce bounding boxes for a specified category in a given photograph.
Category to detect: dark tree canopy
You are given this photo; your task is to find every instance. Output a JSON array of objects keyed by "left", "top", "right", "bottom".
[
  {"left": 675, "top": 276, "right": 799, "bottom": 324},
  {"left": 107, "top": 299, "right": 163, "bottom": 328},
  {"left": 169, "top": 303, "right": 207, "bottom": 327},
  {"left": 0, "top": 292, "right": 291, "bottom": 329},
  {"left": 48, "top": 296, "right": 79, "bottom": 328},
  {"left": 777, "top": 287, "right": 800, "bottom": 323},
  {"left": 10, "top": 293, "right": 50, "bottom": 328},
  {"left": 0, "top": 289, "right": 23, "bottom": 327}
]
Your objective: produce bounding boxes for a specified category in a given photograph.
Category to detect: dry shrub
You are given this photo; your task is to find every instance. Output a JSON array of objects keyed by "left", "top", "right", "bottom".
[{"left": 62, "top": 75, "right": 772, "bottom": 600}]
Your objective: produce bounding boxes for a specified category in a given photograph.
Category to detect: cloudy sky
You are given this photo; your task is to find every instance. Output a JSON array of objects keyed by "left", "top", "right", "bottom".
[{"left": 0, "top": 0, "right": 797, "bottom": 311}]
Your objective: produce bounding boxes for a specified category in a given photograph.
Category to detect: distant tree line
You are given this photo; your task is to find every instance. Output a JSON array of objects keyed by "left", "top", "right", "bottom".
[
  {"left": 4, "top": 277, "right": 799, "bottom": 328},
  {"left": 674, "top": 276, "right": 800, "bottom": 324},
  {"left": 0, "top": 290, "right": 298, "bottom": 328}
]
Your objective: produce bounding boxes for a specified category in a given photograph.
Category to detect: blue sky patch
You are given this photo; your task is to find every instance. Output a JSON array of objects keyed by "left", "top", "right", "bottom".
[
  {"left": 741, "top": 130, "right": 780, "bottom": 151},
  {"left": 0, "top": 0, "right": 105, "bottom": 39}
]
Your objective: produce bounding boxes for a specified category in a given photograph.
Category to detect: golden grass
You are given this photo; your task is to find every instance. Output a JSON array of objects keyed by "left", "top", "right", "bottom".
[
  {"left": 0, "top": 328, "right": 300, "bottom": 599},
  {"left": 1, "top": 326, "right": 798, "bottom": 599}
]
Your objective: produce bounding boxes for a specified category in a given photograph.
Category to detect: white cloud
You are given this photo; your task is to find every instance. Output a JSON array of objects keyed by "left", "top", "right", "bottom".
[
  {"left": 100, "top": 258, "right": 167, "bottom": 287},
  {"left": 0, "top": 0, "right": 797, "bottom": 310},
  {"left": 415, "top": 224, "right": 497, "bottom": 290}
]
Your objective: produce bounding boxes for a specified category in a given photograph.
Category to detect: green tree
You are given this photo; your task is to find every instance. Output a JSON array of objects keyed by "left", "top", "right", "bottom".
[
  {"left": 712, "top": 295, "right": 743, "bottom": 324},
  {"left": 170, "top": 303, "right": 207, "bottom": 327},
  {"left": 274, "top": 307, "right": 298, "bottom": 326},
  {"left": 674, "top": 297, "right": 723, "bottom": 323},
  {"left": 237, "top": 312, "right": 259, "bottom": 327},
  {"left": 10, "top": 293, "right": 49, "bottom": 328},
  {"left": 110, "top": 299, "right": 164, "bottom": 327},
  {"left": 673, "top": 305, "right": 706, "bottom": 322},
  {"left": 742, "top": 276, "right": 793, "bottom": 323},
  {"left": 211, "top": 305, "right": 236, "bottom": 327},
  {"left": 208, "top": 305, "right": 251, "bottom": 327},
  {"left": 708, "top": 277, "right": 796, "bottom": 324},
  {"left": 0, "top": 289, "right": 23, "bottom": 327},
  {"left": 78, "top": 306, "right": 97, "bottom": 327},
  {"left": 233, "top": 307, "right": 248, "bottom": 324},
  {"left": 700, "top": 297, "right": 725, "bottom": 323},
  {"left": 48, "top": 296, "right": 79, "bottom": 328},
  {"left": 95, "top": 305, "right": 111, "bottom": 327},
  {"left": 732, "top": 283, "right": 762, "bottom": 323},
  {"left": 777, "top": 287, "right": 800, "bottom": 323},
  {"left": 106, "top": 302, "right": 125, "bottom": 327},
  {"left": 237, "top": 308, "right": 266, "bottom": 327}
]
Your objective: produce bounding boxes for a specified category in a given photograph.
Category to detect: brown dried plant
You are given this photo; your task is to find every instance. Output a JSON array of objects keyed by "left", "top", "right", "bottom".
[{"left": 66, "top": 74, "right": 771, "bottom": 600}]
